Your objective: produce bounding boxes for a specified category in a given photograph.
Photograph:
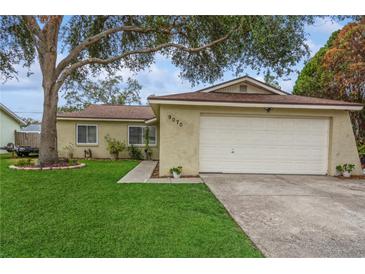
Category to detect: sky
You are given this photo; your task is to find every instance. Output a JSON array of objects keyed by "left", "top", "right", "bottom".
[{"left": 0, "top": 17, "right": 349, "bottom": 121}]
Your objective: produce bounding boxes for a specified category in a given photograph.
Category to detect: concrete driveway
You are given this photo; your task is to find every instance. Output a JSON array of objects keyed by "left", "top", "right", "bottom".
[{"left": 202, "top": 174, "right": 365, "bottom": 257}]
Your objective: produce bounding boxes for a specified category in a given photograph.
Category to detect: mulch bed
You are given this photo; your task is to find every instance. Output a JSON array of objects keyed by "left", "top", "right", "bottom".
[
  {"left": 151, "top": 161, "right": 160, "bottom": 178},
  {"left": 9, "top": 162, "right": 86, "bottom": 171},
  {"left": 150, "top": 162, "right": 200, "bottom": 179},
  {"left": 337, "top": 175, "right": 365, "bottom": 180}
]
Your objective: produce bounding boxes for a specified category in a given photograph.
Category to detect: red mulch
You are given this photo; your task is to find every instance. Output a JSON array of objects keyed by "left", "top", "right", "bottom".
[
  {"left": 151, "top": 162, "right": 160, "bottom": 178},
  {"left": 150, "top": 162, "right": 200, "bottom": 178},
  {"left": 337, "top": 175, "right": 365, "bottom": 180}
]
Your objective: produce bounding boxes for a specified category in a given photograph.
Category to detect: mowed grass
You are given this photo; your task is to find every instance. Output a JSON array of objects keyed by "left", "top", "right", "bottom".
[{"left": 0, "top": 154, "right": 262, "bottom": 258}]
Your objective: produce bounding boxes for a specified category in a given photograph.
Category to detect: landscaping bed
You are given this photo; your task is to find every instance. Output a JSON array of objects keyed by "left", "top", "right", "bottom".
[{"left": 8, "top": 158, "right": 85, "bottom": 170}]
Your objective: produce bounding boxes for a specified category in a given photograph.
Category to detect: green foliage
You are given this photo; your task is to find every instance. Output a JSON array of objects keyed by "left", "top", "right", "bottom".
[
  {"left": 67, "top": 158, "right": 79, "bottom": 165},
  {"left": 62, "top": 75, "right": 142, "bottom": 110},
  {"left": 128, "top": 145, "right": 143, "bottom": 160},
  {"left": 336, "top": 165, "right": 344, "bottom": 173},
  {"left": 0, "top": 154, "right": 262, "bottom": 257},
  {"left": 293, "top": 18, "right": 365, "bottom": 143},
  {"left": 2, "top": 15, "right": 344, "bottom": 87},
  {"left": 15, "top": 158, "right": 33, "bottom": 167},
  {"left": 293, "top": 30, "right": 339, "bottom": 97},
  {"left": 358, "top": 144, "right": 365, "bottom": 156},
  {"left": 104, "top": 135, "right": 126, "bottom": 159},
  {"left": 342, "top": 163, "right": 355, "bottom": 173},
  {"left": 263, "top": 70, "right": 281, "bottom": 89},
  {"left": 170, "top": 166, "right": 183, "bottom": 175}
]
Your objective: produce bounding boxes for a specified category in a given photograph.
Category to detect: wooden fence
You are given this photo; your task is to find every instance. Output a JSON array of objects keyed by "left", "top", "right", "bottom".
[{"left": 14, "top": 131, "right": 40, "bottom": 148}]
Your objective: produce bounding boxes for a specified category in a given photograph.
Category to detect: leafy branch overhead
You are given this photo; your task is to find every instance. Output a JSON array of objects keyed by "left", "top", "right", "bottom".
[
  {"left": 2, "top": 16, "right": 323, "bottom": 87},
  {"left": 60, "top": 75, "right": 142, "bottom": 111}
]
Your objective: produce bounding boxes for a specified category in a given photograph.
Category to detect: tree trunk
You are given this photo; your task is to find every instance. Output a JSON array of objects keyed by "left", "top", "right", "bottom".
[
  {"left": 37, "top": 16, "right": 63, "bottom": 165},
  {"left": 39, "top": 86, "right": 59, "bottom": 164}
]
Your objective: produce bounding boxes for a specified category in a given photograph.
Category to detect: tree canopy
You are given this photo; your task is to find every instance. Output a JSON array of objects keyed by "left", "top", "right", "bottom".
[{"left": 293, "top": 18, "right": 365, "bottom": 143}]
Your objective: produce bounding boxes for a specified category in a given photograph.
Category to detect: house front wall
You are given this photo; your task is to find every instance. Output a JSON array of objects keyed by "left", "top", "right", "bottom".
[
  {"left": 57, "top": 120, "right": 159, "bottom": 159},
  {"left": 158, "top": 104, "right": 362, "bottom": 176},
  {"left": 0, "top": 109, "right": 21, "bottom": 153}
]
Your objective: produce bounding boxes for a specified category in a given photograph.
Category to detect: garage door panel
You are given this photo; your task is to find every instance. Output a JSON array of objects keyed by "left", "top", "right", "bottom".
[{"left": 199, "top": 116, "right": 329, "bottom": 175}]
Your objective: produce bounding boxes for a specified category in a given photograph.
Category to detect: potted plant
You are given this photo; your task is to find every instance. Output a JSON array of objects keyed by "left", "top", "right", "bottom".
[
  {"left": 105, "top": 135, "right": 126, "bottom": 160},
  {"left": 335, "top": 165, "right": 344, "bottom": 177},
  {"left": 170, "top": 166, "right": 182, "bottom": 179},
  {"left": 342, "top": 164, "right": 355, "bottom": 178}
]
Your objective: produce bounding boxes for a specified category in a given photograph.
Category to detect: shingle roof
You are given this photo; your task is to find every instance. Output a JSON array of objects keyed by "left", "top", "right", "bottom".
[
  {"left": 57, "top": 104, "right": 155, "bottom": 120},
  {"left": 148, "top": 91, "right": 363, "bottom": 107}
]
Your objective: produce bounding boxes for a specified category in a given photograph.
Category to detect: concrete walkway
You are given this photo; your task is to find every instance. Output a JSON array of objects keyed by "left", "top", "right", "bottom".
[{"left": 118, "top": 161, "right": 158, "bottom": 183}]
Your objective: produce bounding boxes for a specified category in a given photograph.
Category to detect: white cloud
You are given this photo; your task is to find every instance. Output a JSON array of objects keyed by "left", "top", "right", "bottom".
[{"left": 307, "top": 17, "right": 344, "bottom": 34}]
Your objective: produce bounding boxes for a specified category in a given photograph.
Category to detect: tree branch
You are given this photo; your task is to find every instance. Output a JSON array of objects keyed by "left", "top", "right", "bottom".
[
  {"left": 22, "top": 16, "right": 41, "bottom": 38},
  {"left": 55, "top": 25, "right": 157, "bottom": 78},
  {"left": 55, "top": 33, "right": 231, "bottom": 92}
]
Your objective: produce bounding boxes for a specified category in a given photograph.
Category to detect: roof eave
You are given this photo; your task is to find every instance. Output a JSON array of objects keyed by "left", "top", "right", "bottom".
[
  {"left": 56, "top": 117, "right": 149, "bottom": 122},
  {"left": 148, "top": 99, "right": 363, "bottom": 111},
  {"left": 0, "top": 103, "right": 26, "bottom": 125}
]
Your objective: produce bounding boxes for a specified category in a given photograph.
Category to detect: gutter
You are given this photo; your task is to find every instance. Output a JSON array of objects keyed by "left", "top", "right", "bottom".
[{"left": 148, "top": 99, "right": 363, "bottom": 111}]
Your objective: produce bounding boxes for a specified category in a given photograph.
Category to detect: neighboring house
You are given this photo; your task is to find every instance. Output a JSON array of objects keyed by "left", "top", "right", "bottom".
[
  {"left": 0, "top": 103, "right": 26, "bottom": 153},
  {"left": 57, "top": 76, "right": 363, "bottom": 176},
  {"left": 20, "top": 123, "right": 41, "bottom": 133}
]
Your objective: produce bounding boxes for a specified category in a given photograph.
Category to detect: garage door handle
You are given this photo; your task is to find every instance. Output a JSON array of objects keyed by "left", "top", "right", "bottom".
[{"left": 231, "top": 149, "right": 235, "bottom": 153}]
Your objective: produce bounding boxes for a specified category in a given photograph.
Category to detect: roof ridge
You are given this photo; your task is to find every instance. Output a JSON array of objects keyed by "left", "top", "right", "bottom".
[{"left": 91, "top": 104, "right": 150, "bottom": 107}]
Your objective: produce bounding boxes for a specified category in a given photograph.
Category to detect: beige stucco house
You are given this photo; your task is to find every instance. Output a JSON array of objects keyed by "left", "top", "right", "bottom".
[
  {"left": 57, "top": 76, "right": 363, "bottom": 176},
  {"left": 0, "top": 103, "right": 26, "bottom": 153}
]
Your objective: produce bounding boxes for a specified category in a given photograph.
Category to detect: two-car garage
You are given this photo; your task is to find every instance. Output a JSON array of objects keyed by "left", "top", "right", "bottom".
[{"left": 199, "top": 115, "right": 330, "bottom": 175}]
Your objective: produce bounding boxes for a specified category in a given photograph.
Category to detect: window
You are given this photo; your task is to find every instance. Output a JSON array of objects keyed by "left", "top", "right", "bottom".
[
  {"left": 77, "top": 125, "right": 98, "bottom": 144},
  {"left": 128, "top": 126, "right": 157, "bottom": 146}
]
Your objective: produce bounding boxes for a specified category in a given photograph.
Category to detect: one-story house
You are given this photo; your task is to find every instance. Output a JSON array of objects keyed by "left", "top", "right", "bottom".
[
  {"left": 0, "top": 103, "right": 26, "bottom": 153},
  {"left": 57, "top": 76, "right": 363, "bottom": 176}
]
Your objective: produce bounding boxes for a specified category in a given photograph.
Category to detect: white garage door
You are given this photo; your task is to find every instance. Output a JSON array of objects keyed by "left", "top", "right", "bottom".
[{"left": 199, "top": 115, "right": 329, "bottom": 175}]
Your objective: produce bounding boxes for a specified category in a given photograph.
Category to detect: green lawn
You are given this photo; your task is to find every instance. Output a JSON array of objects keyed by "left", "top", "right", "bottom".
[{"left": 0, "top": 154, "right": 262, "bottom": 258}]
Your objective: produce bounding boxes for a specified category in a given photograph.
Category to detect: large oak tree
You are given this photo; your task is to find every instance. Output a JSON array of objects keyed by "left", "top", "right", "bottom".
[{"left": 0, "top": 15, "right": 346, "bottom": 164}]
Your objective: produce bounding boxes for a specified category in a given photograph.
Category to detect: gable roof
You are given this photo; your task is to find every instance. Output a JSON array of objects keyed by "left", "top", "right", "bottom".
[
  {"left": 197, "top": 75, "right": 289, "bottom": 95},
  {"left": 0, "top": 103, "right": 26, "bottom": 125},
  {"left": 57, "top": 104, "right": 155, "bottom": 121},
  {"left": 148, "top": 91, "right": 363, "bottom": 111}
]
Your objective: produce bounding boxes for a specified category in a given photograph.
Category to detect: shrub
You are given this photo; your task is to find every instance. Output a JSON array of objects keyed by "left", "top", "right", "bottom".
[
  {"left": 15, "top": 158, "right": 33, "bottom": 167},
  {"left": 358, "top": 144, "right": 365, "bottom": 157},
  {"left": 67, "top": 159, "right": 79, "bottom": 165},
  {"left": 128, "top": 145, "right": 143, "bottom": 160},
  {"left": 104, "top": 135, "right": 126, "bottom": 159}
]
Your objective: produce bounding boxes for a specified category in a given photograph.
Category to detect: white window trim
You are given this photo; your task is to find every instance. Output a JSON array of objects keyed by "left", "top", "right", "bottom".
[
  {"left": 76, "top": 124, "right": 98, "bottom": 145},
  {"left": 128, "top": 125, "right": 157, "bottom": 147}
]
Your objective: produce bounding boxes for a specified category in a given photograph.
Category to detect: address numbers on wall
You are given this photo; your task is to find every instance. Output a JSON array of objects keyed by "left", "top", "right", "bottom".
[{"left": 168, "top": 114, "right": 183, "bottom": 127}]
